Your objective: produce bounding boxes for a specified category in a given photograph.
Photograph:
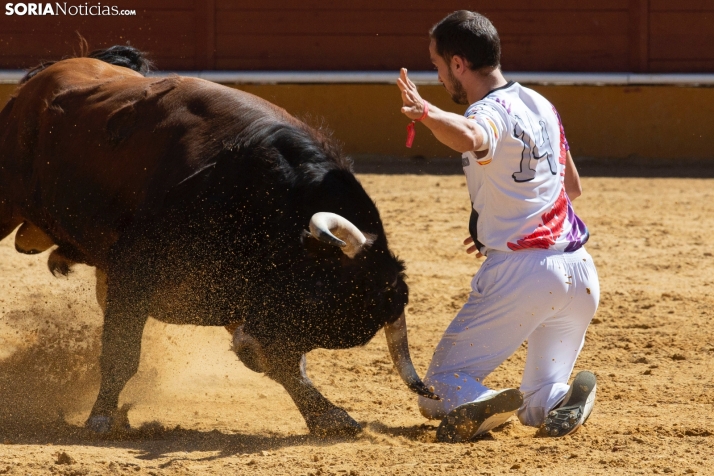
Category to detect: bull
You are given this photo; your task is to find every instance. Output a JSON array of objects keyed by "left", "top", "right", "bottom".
[{"left": 0, "top": 46, "right": 438, "bottom": 436}]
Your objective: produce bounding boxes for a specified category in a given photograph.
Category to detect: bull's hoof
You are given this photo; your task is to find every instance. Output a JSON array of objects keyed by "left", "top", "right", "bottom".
[
  {"left": 48, "top": 249, "right": 76, "bottom": 277},
  {"left": 86, "top": 405, "right": 133, "bottom": 435},
  {"left": 85, "top": 415, "right": 114, "bottom": 434},
  {"left": 306, "top": 408, "right": 362, "bottom": 438}
]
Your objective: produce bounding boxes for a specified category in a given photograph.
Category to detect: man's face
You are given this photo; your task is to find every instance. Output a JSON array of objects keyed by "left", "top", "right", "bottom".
[{"left": 429, "top": 39, "right": 468, "bottom": 105}]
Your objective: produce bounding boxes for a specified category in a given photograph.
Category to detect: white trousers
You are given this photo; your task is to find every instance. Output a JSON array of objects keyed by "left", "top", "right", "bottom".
[{"left": 418, "top": 247, "right": 599, "bottom": 427}]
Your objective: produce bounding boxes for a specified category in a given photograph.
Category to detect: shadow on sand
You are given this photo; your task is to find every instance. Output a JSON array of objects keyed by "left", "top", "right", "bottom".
[
  {"left": 0, "top": 418, "right": 448, "bottom": 461},
  {"left": 0, "top": 415, "right": 362, "bottom": 462}
]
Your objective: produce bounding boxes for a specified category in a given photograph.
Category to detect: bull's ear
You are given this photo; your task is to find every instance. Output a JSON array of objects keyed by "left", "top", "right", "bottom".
[
  {"left": 362, "top": 232, "right": 377, "bottom": 248},
  {"left": 341, "top": 232, "right": 375, "bottom": 262}
]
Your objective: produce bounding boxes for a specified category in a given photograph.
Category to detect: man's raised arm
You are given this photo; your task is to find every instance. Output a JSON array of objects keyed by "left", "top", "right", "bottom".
[{"left": 397, "top": 68, "right": 487, "bottom": 154}]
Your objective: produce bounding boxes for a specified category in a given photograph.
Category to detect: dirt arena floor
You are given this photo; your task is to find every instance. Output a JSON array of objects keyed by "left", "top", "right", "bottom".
[{"left": 0, "top": 173, "right": 712, "bottom": 475}]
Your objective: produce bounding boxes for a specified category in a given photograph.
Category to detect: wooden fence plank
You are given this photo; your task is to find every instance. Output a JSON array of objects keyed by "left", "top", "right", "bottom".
[
  {"left": 650, "top": 36, "right": 714, "bottom": 60},
  {"left": 194, "top": 0, "right": 216, "bottom": 69},
  {"left": 0, "top": 32, "right": 194, "bottom": 61},
  {"left": 650, "top": 11, "right": 714, "bottom": 35},
  {"left": 628, "top": 0, "right": 649, "bottom": 72},
  {"left": 121, "top": 0, "right": 196, "bottom": 9},
  {"left": 649, "top": 11, "right": 714, "bottom": 61},
  {"left": 0, "top": 54, "right": 194, "bottom": 71},
  {"left": 1, "top": 1, "right": 708, "bottom": 73},
  {"left": 650, "top": 0, "right": 714, "bottom": 11},
  {"left": 215, "top": 33, "right": 628, "bottom": 71},
  {"left": 216, "top": 0, "right": 628, "bottom": 11},
  {"left": 216, "top": 10, "right": 627, "bottom": 36},
  {"left": 649, "top": 59, "right": 714, "bottom": 71},
  {"left": 0, "top": 10, "right": 195, "bottom": 33}
]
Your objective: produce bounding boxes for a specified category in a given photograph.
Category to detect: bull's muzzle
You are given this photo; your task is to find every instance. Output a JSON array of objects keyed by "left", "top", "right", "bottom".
[
  {"left": 309, "top": 212, "right": 371, "bottom": 259},
  {"left": 384, "top": 312, "right": 440, "bottom": 401}
]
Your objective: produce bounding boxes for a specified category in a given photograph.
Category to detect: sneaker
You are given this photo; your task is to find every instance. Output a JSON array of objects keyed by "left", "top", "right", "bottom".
[
  {"left": 436, "top": 388, "right": 523, "bottom": 443},
  {"left": 539, "top": 371, "right": 597, "bottom": 437}
]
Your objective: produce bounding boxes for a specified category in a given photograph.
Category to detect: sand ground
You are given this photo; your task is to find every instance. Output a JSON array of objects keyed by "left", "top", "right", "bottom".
[{"left": 0, "top": 174, "right": 712, "bottom": 475}]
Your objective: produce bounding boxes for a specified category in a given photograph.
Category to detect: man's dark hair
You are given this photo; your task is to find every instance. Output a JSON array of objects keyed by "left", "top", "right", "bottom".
[{"left": 430, "top": 10, "right": 501, "bottom": 71}]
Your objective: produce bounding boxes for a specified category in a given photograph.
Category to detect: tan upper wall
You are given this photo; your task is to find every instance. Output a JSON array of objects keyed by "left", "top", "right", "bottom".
[
  {"left": 1, "top": 81, "right": 712, "bottom": 160},
  {"left": 1, "top": 1, "right": 713, "bottom": 72}
]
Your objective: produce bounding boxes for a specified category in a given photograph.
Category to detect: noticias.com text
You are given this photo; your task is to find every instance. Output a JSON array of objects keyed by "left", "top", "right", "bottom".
[{"left": 5, "top": 3, "right": 136, "bottom": 16}]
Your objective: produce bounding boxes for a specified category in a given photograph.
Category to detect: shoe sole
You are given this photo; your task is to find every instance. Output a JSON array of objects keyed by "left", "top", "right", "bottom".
[
  {"left": 436, "top": 389, "right": 523, "bottom": 443},
  {"left": 540, "top": 371, "right": 597, "bottom": 437}
]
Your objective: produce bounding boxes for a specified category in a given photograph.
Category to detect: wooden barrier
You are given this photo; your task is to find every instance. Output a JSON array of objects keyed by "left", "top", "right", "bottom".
[
  {"left": 2, "top": 81, "right": 713, "bottom": 161},
  {"left": 1, "top": 1, "right": 713, "bottom": 72}
]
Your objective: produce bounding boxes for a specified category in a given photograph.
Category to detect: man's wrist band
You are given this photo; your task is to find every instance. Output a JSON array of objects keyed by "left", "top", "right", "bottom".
[
  {"left": 415, "top": 101, "right": 430, "bottom": 121},
  {"left": 406, "top": 101, "right": 430, "bottom": 148}
]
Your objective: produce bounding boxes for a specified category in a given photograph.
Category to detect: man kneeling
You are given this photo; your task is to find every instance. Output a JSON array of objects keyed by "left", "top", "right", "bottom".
[{"left": 397, "top": 10, "right": 600, "bottom": 442}]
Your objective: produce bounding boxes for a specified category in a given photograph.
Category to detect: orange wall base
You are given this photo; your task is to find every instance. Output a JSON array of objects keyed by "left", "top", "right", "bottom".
[{"left": 2, "top": 82, "right": 711, "bottom": 160}]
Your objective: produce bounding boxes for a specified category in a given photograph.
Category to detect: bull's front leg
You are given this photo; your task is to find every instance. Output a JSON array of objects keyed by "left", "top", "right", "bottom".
[
  {"left": 265, "top": 351, "right": 361, "bottom": 437},
  {"left": 86, "top": 273, "right": 149, "bottom": 433}
]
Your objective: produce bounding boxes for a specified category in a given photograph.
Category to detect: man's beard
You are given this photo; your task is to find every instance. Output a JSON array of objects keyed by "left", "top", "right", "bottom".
[{"left": 447, "top": 68, "right": 468, "bottom": 105}]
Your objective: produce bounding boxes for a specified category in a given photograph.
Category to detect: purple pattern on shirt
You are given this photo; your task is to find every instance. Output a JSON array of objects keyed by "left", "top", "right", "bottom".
[{"left": 563, "top": 199, "right": 590, "bottom": 252}]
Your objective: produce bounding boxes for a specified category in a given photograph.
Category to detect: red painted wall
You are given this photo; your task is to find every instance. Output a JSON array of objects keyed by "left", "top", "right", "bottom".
[{"left": 0, "top": 1, "right": 710, "bottom": 72}]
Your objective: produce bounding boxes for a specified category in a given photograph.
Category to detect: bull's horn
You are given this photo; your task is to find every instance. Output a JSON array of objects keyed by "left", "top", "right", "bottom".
[
  {"left": 384, "top": 313, "right": 440, "bottom": 400},
  {"left": 309, "top": 212, "right": 367, "bottom": 259}
]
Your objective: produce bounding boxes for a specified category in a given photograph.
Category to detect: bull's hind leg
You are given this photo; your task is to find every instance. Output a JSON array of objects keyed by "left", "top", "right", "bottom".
[
  {"left": 265, "top": 350, "right": 361, "bottom": 437},
  {"left": 86, "top": 268, "right": 150, "bottom": 433}
]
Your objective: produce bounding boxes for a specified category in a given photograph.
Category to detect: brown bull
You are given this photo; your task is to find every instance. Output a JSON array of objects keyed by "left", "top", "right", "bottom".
[{"left": 0, "top": 46, "right": 437, "bottom": 436}]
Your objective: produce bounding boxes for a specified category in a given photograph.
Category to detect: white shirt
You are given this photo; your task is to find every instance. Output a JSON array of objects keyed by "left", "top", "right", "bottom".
[{"left": 461, "top": 81, "right": 589, "bottom": 254}]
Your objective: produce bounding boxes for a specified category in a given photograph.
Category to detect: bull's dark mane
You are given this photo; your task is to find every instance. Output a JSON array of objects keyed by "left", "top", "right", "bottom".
[
  {"left": 21, "top": 44, "right": 152, "bottom": 84},
  {"left": 246, "top": 122, "right": 353, "bottom": 182},
  {"left": 175, "top": 119, "right": 399, "bottom": 351}
]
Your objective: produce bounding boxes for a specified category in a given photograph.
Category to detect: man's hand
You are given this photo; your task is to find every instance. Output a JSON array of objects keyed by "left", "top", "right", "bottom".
[
  {"left": 397, "top": 68, "right": 427, "bottom": 120},
  {"left": 397, "top": 68, "right": 489, "bottom": 153},
  {"left": 464, "top": 236, "right": 483, "bottom": 258}
]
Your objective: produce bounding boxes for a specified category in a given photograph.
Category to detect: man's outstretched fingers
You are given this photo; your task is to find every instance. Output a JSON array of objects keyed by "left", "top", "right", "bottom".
[
  {"left": 398, "top": 72, "right": 425, "bottom": 119},
  {"left": 405, "top": 70, "right": 417, "bottom": 89}
]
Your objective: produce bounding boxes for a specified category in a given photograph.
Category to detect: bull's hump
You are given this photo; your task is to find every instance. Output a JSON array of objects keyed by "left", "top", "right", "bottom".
[
  {"left": 177, "top": 77, "right": 296, "bottom": 123},
  {"left": 46, "top": 57, "right": 144, "bottom": 82},
  {"left": 17, "top": 58, "right": 148, "bottom": 106},
  {"left": 34, "top": 59, "right": 294, "bottom": 126}
]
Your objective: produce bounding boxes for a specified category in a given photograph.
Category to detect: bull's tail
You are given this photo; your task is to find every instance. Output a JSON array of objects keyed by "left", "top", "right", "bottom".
[{"left": 21, "top": 43, "right": 152, "bottom": 84}]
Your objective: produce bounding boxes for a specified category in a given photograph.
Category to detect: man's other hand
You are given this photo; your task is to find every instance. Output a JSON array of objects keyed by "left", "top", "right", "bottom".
[{"left": 464, "top": 236, "right": 483, "bottom": 258}]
